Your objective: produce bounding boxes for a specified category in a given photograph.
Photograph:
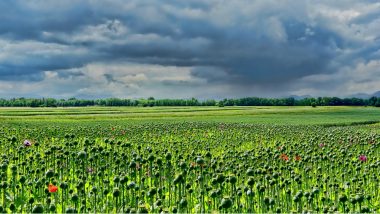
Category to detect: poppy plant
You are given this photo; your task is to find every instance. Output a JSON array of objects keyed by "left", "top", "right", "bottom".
[
  {"left": 23, "top": 140, "right": 32, "bottom": 147},
  {"left": 87, "top": 167, "right": 95, "bottom": 174},
  {"left": 48, "top": 184, "right": 58, "bottom": 193},
  {"left": 359, "top": 155, "right": 367, "bottom": 162},
  {"left": 280, "top": 154, "right": 289, "bottom": 161}
]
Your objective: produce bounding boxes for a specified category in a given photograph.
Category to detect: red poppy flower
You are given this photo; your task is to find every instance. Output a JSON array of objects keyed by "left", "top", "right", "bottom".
[
  {"left": 48, "top": 184, "right": 58, "bottom": 193},
  {"left": 280, "top": 154, "right": 289, "bottom": 161},
  {"left": 295, "top": 155, "right": 301, "bottom": 161}
]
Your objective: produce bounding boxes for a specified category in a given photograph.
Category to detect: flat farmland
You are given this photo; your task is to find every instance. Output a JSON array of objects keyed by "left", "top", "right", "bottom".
[{"left": 0, "top": 106, "right": 379, "bottom": 213}]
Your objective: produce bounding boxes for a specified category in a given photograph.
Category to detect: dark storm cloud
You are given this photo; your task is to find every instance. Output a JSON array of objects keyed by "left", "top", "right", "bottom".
[{"left": 0, "top": 0, "right": 379, "bottom": 97}]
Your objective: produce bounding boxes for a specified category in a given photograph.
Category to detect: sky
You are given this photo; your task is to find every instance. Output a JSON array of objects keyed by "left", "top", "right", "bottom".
[{"left": 0, "top": 0, "right": 380, "bottom": 99}]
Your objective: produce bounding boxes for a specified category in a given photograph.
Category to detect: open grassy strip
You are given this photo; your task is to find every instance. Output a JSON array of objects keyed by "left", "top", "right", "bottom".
[{"left": 0, "top": 106, "right": 379, "bottom": 125}]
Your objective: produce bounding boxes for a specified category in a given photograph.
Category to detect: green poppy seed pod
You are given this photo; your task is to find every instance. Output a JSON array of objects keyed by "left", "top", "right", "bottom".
[
  {"left": 179, "top": 198, "right": 187, "bottom": 208},
  {"left": 264, "top": 196, "right": 270, "bottom": 205},
  {"left": 229, "top": 175, "right": 237, "bottom": 184},
  {"left": 246, "top": 189, "right": 254, "bottom": 196},
  {"left": 196, "top": 156, "right": 204, "bottom": 165},
  {"left": 49, "top": 204, "right": 56, "bottom": 212},
  {"left": 11, "top": 136, "right": 17, "bottom": 143},
  {"left": 156, "top": 158, "right": 163, "bottom": 166},
  {"left": 115, "top": 159, "right": 121, "bottom": 164},
  {"left": 210, "top": 177, "right": 218, "bottom": 185},
  {"left": 272, "top": 172, "right": 279, "bottom": 179},
  {"left": 269, "top": 198, "right": 275, "bottom": 205},
  {"left": 155, "top": 199, "right": 162, "bottom": 207},
  {"left": 220, "top": 197, "right": 233, "bottom": 209},
  {"left": 77, "top": 181, "right": 85, "bottom": 189},
  {"left": 65, "top": 207, "right": 77, "bottom": 213},
  {"left": 29, "top": 197, "right": 35, "bottom": 204},
  {"left": 148, "top": 187, "right": 157, "bottom": 197},
  {"left": 60, "top": 182, "right": 68, "bottom": 189},
  {"left": 128, "top": 182, "right": 136, "bottom": 189},
  {"left": 9, "top": 203, "right": 16, "bottom": 212},
  {"left": 19, "top": 175, "right": 26, "bottom": 184},
  {"left": 257, "top": 185, "right": 264, "bottom": 194},
  {"left": 205, "top": 152, "right": 212, "bottom": 158},
  {"left": 71, "top": 194, "right": 79, "bottom": 202},
  {"left": 103, "top": 189, "right": 109, "bottom": 195},
  {"left": 210, "top": 190, "right": 218, "bottom": 198},
  {"left": 246, "top": 168, "right": 254, "bottom": 176},
  {"left": 113, "top": 188, "right": 121, "bottom": 197},
  {"left": 275, "top": 207, "right": 281, "bottom": 213},
  {"left": 10, "top": 164, "right": 17, "bottom": 172},
  {"left": 303, "top": 191, "right": 310, "bottom": 198},
  {"left": 114, "top": 176, "right": 120, "bottom": 183},
  {"left": 247, "top": 177, "right": 254, "bottom": 186},
  {"left": 355, "top": 194, "right": 364, "bottom": 203},
  {"left": 148, "top": 154, "right": 155, "bottom": 162},
  {"left": 120, "top": 176, "right": 128, "bottom": 185},
  {"left": 78, "top": 151, "right": 87, "bottom": 160},
  {"left": 339, "top": 194, "right": 348, "bottom": 203},
  {"left": 129, "top": 161, "right": 137, "bottom": 169},
  {"left": 165, "top": 153, "right": 172, "bottom": 161},
  {"left": 312, "top": 187, "right": 319, "bottom": 195},
  {"left": 350, "top": 197, "right": 357, "bottom": 204},
  {"left": 1, "top": 163, "right": 7, "bottom": 171},
  {"left": 171, "top": 206, "right": 177, "bottom": 213},
  {"left": 360, "top": 206, "right": 370, "bottom": 213},
  {"left": 45, "top": 169, "right": 54, "bottom": 178},
  {"left": 174, "top": 174, "right": 184, "bottom": 184},
  {"left": 84, "top": 138, "right": 90, "bottom": 145},
  {"left": 138, "top": 206, "right": 148, "bottom": 214},
  {"left": 32, "top": 203, "right": 44, "bottom": 213}
]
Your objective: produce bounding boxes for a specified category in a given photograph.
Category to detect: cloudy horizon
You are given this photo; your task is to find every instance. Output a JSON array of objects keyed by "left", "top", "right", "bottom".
[{"left": 1, "top": 0, "right": 380, "bottom": 99}]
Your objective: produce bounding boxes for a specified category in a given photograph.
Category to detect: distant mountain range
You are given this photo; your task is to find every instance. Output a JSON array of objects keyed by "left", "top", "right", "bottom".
[
  {"left": 348, "top": 91, "right": 380, "bottom": 99},
  {"left": 290, "top": 91, "right": 380, "bottom": 100}
]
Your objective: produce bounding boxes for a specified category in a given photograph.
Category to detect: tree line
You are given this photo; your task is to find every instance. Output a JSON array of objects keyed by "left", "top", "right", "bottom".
[{"left": 0, "top": 96, "right": 379, "bottom": 107}]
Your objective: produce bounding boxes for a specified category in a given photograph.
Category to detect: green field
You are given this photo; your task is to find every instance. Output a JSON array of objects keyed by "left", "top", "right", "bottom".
[
  {"left": 0, "top": 106, "right": 379, "bottom": 213},
  {"left": 1, "top": 106, "right": 380, "bottom": 126}
]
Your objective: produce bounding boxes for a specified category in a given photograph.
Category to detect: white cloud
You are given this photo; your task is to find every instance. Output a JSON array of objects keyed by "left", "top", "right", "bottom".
[{"left": 292, "top": 59, "right": 380, "bottom": 96}]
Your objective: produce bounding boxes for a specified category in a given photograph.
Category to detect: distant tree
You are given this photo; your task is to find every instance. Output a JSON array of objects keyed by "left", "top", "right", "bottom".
[
  {"left": 375, "top": 99, "right": 380, "bottom": 107},
  {"left": 369, "top": 97, "right": 377, "bottom": 106}
]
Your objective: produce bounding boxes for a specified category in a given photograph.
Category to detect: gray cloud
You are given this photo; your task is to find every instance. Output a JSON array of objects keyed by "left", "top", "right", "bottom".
[{"left": 0, "top": 0, "right": 379, "bottom": 98}]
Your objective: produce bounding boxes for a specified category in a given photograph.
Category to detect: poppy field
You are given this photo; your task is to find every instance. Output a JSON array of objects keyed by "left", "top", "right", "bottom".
[{"left": 0, "top": 106, "right": 379, "bottom": 213}]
